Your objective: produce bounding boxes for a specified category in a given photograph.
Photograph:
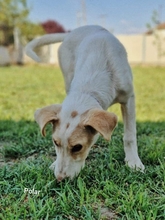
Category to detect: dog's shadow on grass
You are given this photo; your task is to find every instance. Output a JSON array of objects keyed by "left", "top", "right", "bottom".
[
  {"left": 0, "top": 119, "right": 165, "bottom": 220},
  {"left": 0, "top": 119, "right": 165, "bottom": 178}
]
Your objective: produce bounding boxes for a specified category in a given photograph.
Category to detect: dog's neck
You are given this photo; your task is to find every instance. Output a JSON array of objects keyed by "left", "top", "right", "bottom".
[{"left": 62, "top": 91, "right": 102, "bottom": 115}]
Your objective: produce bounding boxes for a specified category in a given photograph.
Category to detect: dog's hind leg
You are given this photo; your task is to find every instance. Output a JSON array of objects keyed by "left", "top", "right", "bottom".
[
  {"left": 58, "top": 44, "right": 75, "bottom": 94},
  {"left": 121, "top": 95, "right": 144, "bottom": 171}
]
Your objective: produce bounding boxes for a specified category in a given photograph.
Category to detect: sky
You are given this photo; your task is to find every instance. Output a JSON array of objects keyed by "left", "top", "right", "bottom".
[{"left": 27, "top": 0, "right": 165, "bottom": 35}]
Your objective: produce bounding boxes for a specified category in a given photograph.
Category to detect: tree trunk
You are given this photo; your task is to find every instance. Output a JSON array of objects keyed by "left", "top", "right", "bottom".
[{"left": 13, "top": 27, "right": 23, "bottom": 64}]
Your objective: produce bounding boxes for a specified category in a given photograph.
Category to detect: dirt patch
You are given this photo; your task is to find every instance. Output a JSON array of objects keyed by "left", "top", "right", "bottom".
[
  {"left": 92, "top": 202, "right": 117, "bottom": 219},
  {"left": 100, "top": 206, "right": 117, "bottom": 219},
  {"left": 0, "top": 142, "right": 15, "bottom": 167}
]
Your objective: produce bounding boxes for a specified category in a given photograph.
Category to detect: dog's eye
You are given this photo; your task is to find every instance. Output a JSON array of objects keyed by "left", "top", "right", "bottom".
[
  {"left": 53, "top": 140, "right": 60, "bottom": 147},
  {"left": 71, "top": 144, "right": 82, "bottom": 153}
]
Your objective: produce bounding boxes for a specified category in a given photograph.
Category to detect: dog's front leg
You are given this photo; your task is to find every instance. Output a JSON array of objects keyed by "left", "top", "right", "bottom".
[
  {"left": 49, "top": 161, "right": 56, "bottom": 171},
  {"left": 121, "top": 95, "right": 144, "bottom": 171}
]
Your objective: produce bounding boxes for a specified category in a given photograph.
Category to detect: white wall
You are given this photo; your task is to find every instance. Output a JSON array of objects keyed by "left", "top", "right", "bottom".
[{"left": 23, "top": 30, "right": 165, "bottom": 66}]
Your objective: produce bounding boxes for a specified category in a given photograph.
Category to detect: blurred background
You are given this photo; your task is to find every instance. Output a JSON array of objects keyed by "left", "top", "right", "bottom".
[
  {"left": 0, "top": 0, "right": 165, "bottom": 66},
  {"left": 0, "top": 3, "right": 165, "bottom": 219}
]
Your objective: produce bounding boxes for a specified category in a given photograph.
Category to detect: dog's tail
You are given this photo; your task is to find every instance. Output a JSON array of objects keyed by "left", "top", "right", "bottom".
[{"left": 25, "top": 33, "right": 67, "bottom": 62}]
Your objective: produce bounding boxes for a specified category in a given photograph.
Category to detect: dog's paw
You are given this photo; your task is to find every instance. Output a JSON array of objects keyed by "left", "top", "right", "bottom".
[
  {"left": 49, "top": 161, "right": 56, "bottom": 171},
  {"left": 125, "top": 157, "right": 145, "bottom": 172}
]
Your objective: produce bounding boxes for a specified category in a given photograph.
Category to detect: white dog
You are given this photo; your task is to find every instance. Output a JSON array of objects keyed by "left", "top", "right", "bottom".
[{"left": 25, "top": 25, "right": 144, "bottom": 181}]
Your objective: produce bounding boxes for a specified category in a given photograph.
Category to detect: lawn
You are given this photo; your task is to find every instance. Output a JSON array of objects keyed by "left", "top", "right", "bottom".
[{"left": 0, "top": 65, "right": 165, "bottom": 219}]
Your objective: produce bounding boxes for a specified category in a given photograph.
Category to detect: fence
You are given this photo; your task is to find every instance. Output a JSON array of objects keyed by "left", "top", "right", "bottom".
[
  {"left": 25, "top": 31, "right": 165, "bottom": 66},
  {"left": 1, "top": 31, "right": 165, "bottom": 66},
  {"left": 117, "top": 32, "right": 165, "bottom": 65}
]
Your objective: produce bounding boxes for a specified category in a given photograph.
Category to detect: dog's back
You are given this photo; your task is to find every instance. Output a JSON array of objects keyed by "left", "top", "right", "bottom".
[
  {"left": 58, "top": 25, "right": 133, "bottom": 107},
  {"left": 25, "top": 25, "right": 144, "bottom": 181}
]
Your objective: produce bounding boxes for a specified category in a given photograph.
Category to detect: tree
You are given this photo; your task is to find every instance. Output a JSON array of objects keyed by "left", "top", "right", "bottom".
[
  {"left": 0, "top": 0, "right": 29, "bottom": 26},
  {"left": 0, "top": 0, "right": 45, "bottom": 64},
  {"left": 41, "top": 20, "right": 66, "bottom": 34},
  {"left": 21, "top": 22, "right": 45, "bottom": 42},
  {"left": 146, "top": 10, "right": 165, "bottom": 62},
  {"left": 0, "top": 0, "right": 45, "bottom": 43}
]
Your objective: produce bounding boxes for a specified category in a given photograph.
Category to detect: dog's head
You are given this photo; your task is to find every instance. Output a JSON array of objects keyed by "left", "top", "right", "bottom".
[{"left": 34, "top": 104, "right": 117, "bottom": 181}]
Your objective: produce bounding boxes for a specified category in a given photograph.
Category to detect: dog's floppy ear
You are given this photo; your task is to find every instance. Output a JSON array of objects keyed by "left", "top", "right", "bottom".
[
  {"left": 83, "top": 109, "right": 117, "bottom": 141},
  {"left": 34, "top": 104, "right": 61, "bottom": 136}
]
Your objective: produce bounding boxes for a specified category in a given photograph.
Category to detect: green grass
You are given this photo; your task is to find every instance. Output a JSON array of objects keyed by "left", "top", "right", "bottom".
[
  {"left": 0, "top": 65, "right": 165, "bottom": 219},
  {"left": 0, "top": 65, "right": 65, "bottom": 121}
]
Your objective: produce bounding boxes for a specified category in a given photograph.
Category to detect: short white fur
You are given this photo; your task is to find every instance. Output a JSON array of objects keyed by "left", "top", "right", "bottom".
[{"left": 26, "top": 25, "right": 144, "bottom": 181}]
